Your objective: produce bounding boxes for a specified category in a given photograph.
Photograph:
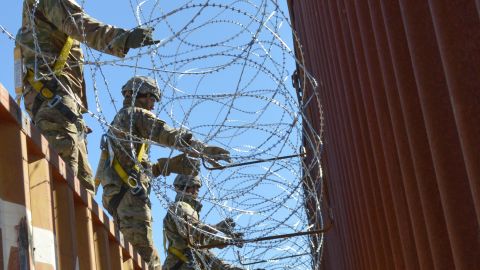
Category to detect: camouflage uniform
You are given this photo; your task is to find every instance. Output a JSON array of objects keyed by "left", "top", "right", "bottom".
[
  {"left": 102, "top": 101, "right": 185, "bottom": 268},
  {"left": 101, "top": 76, "right": 229, "bottom": 269},
  {"left": 16, "top": 0, "right": 135, "bottom": 192},
  {"left": 163, "top": 175, "right": 244, "bottom": 270}
]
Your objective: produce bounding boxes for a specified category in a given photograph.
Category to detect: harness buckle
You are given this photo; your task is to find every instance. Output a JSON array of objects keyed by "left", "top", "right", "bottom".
[
  {"left": 127, "top": 171, "right": 146, "bottom": 198},
  {"left": 47, "top": 95, "right": 62, "bottom": 108},
  {"left": 100, "top": 134, "right": 109, "bottom": 151},
  {"left": 129, "top": 177, "right": 142, "bottom": 195}
]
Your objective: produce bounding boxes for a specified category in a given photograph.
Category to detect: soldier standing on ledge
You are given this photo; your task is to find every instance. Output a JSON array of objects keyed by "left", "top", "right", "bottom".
[
  {"left": 98, "top": 76, "right": 231, "bottom": 269},
  {"left": 16, "top": 0, "right": 156, "bottom": 192},
  {"left": 163, "top": 174, "right": 246, "bottom": 270}
]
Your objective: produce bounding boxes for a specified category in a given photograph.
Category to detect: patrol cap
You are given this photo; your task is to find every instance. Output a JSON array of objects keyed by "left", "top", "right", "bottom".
[
  {"left": 173, "top": 174, "right": 202, "bottom": 188},
  {"left": 121, "top": 76, "right": 161, "bottom": 101}
]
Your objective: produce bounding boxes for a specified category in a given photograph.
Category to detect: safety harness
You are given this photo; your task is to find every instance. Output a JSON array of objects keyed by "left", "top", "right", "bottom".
[
  {"left": 169, "top": 246, "right": 190, "bottom": 270},
  {"left": 102, "top": 134, "right": 148, "bottom": 213},
  {"left": 164, "top": 229, "right": 192, "bottom": 270},
  {"left": 163, "top": 204, "right": 199, "bottom": 270},
  {"left": 21, "top": 36, "right": 79, "bottom": 123},
  {"left": 112, "top": 141, "right": 147, "bottom": 195}
]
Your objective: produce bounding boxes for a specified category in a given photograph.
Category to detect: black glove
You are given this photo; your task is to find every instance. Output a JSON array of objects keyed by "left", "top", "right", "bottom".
[
  {"left": 125, "top": 27, "right": 157, "bottom": 49},
  {"left": 215, "top": 218, "right": 236, "bottom": 234},
  {"left": 231, "top": 232, "right": 245, "bottom": 248},
  {"left": 152, "top": 154, "right": 200, "bottom": 177}
]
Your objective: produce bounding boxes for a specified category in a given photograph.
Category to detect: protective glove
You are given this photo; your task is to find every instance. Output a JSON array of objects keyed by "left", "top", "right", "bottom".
[
  {"left": 152, "top": 154, "right": 200, "bottom": 177},
  {"left": 203, "top": 145, "right": 231, "bottom": 163},
  {"left": 230, "top": 232, "right": 245, "bottom": 248},
  {"left": 125, "top": 27, "right": 157, "bottom": 49},
  {"left": 176, "top": 133, "right": 231, "bottom": 166},
  {"left": 215, "top": 218, "right": 236, "bottom": 234},
  {"left": 189, "top": 139, "right": 231, "bottom": 167}
]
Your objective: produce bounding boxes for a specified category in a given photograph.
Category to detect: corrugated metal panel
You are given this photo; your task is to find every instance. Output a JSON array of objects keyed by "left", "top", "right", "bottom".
[
  {"left": 288, "top": 1, "right": 480, "bottom": 269},
  {"left": 0, "top": 83, "right": 148, "bottom": 269}
]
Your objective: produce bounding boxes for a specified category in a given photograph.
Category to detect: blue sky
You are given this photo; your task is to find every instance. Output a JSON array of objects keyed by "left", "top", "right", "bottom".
[{"left": 0, "top": 1, "right": 313, "bottom": 268}]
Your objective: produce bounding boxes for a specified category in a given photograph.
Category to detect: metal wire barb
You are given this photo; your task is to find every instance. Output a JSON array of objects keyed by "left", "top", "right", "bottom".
[{"left": 0, "top": 1, "right": 325, "bottom": 269}]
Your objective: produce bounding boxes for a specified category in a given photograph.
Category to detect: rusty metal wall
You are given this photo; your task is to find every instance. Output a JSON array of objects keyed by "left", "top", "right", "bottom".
[
  {"left": 0, "top": 83, "right": 148, "bottom": 270},
  {"left": 287, "top": 1, "right": 480, "bottom": 269}
]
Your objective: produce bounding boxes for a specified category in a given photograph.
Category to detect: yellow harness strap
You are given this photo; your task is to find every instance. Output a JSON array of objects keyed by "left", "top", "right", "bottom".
[
  {"left": 26, "top": 70, "right": 55, "bottom": 98},
  {"left": 112, "top": 142, "right": 147, "bottom": 188},
  {"left": 53, "top": 36, "right": 74, "bottom": 76},
  {"left": 163, "top": 229, "right": 168, "bottom": 257},
  {"left": 25, "top": 36, "right": 73, "bottom": 97},
  {"left": 168, "top": 246, "right": 189, "bottom": 263}
]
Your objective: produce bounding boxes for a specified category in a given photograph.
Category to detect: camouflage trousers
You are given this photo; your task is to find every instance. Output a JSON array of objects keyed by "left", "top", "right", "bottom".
[
  {"left": 103, "top": 183, "right": 161, "bottom": 269},
  {"left": 163, "top": 249, "right": 244, "bottom": 270},
  {"left": 23, "top": 86, "right": 95, "bottom": 192}
]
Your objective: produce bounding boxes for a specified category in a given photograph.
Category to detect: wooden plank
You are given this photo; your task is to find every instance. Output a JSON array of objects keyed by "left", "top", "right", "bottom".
[
  {"left": 29, "top": 157, "right": 57, "bottom": 270},
  {"left": 75, "top": 204, "right": 96, "bottom": 270},
  {"left": 93, "top": 223, "right": 111, "bottom": 269},
  {"left": 122, "top": 258, "right": 135, "bottom": 270},
  {"left": 109, "top": 241, "right": 123, "bottom": 270},
  {"left": 52, "top": 176, "right": 78, "bottom": 269},
  {"left": 0, "top": 121, "right": 34, "bottom": 269}
]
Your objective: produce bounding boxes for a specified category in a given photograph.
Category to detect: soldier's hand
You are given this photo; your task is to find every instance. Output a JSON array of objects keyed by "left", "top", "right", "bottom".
[
  {"left": 203, "top": 146, "right": 231, "bottom": 163},
  {"left": 126, "top": 27, "right": 158, "bottom": 49},
  {"left": 153, "top": 154, "right": 200, "bottom": 177},
  {"left": 215, "top": 218, "right": 235, "bottom": 234},
  {"left": 231, "top": 233, "right": 245, "bottom": 248},
  {"left": 186, "top": 139, "right": 231, "bottom": 166}
]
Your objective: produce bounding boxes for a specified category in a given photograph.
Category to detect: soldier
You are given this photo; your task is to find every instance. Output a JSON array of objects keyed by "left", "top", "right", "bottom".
[
  {"left": 16, "top": 0, "right": 156, "bottom": 192},
  {"left": 99, "top": 76, "right": 231, "bottom": 269},
  {"left": 163, "top": 174, "right": 245, "bottom": 270}
]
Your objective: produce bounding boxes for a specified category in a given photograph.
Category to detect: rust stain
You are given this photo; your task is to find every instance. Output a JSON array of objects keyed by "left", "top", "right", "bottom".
[
  {"left": 7, "top": 247, "right": 19, "bottom": 270},
  {"left": 17, "top": 218, "right": 29, "bottom": 270}
]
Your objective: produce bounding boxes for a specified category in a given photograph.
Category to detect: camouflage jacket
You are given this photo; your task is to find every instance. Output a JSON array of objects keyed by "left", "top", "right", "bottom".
[
  {"left": 103, "top": 103, "right": 187, "bottom": 188},
  {"left": 163, "top": 194, "right": 227, "bottom": 251},
  {"left": 17, "top": 0, "right": 130, "bottom": 111}
]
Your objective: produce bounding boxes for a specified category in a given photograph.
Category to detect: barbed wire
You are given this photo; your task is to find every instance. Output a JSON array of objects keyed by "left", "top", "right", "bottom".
[{"left": 1, "top": 0, "right": 325, "bottom": 269}]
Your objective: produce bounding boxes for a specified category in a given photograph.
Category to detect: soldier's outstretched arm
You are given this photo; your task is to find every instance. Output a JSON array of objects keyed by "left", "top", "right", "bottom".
[
  {"left": 135, "top": 110, "right": 231, "bottom": 163},
  {"left": 135, "top": 110, "right": 189, "bottom": 147},
  {"left": 169, "top": 204, "right": 232, "bottom": 247},
  {"left": 152, "top": 154, "right": 200, "bottom": 177},
  {"left": 41, "top": 0, "right": 147, "bottom": 57}
]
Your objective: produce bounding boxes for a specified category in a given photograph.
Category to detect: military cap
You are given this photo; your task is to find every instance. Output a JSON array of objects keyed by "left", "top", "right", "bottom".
[
  {"left": 121, "top": 76, "right": 161, "bottom": 101},
  {"left": 173, "top": 174, "right": 202, "bottom": 188}
]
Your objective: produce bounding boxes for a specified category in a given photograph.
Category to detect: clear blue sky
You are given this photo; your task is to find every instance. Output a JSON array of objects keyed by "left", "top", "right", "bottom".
[{"left": 0, "top": 1, "right": 311, "bottom": 268}]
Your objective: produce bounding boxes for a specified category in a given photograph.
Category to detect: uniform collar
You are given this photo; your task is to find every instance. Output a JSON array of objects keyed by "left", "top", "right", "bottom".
[{"left": 175, "top": 193, "right": 203, "bottom": 212}]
